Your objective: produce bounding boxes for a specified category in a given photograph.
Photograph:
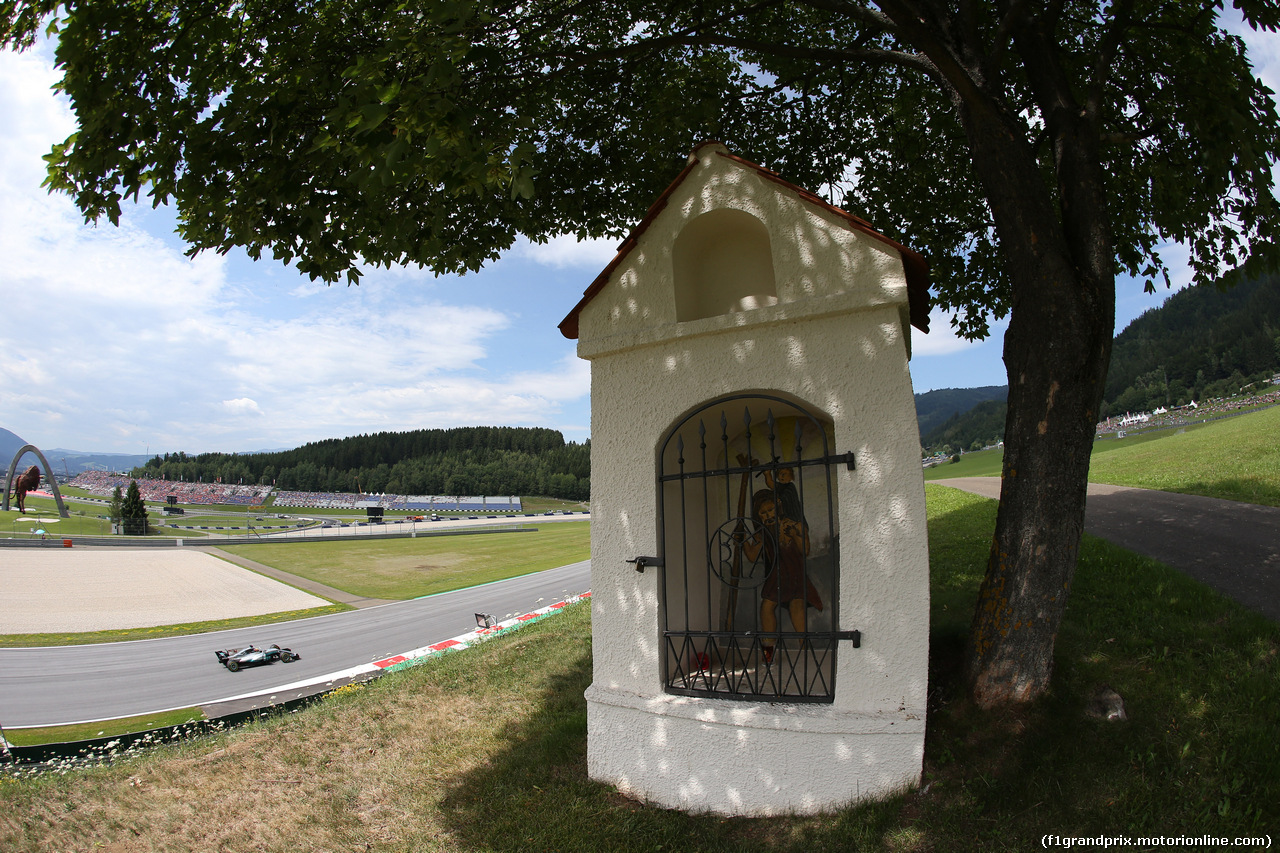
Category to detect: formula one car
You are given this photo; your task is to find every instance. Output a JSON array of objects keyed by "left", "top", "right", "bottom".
[{"left": 215, "top": 643, "right": 300, "bottom": 672}]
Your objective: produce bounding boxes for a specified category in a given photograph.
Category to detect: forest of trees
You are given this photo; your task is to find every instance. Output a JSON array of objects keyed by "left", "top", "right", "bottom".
[
  {"left": 922, "top": 399, "right": 1008, "bottom": 455},
  {"left": 131, "top": 426, "right": 590, "bottom": 501},
  {"left": 914, "top": 385, "right": 1007, "bottom": 441},
  {"left": 918, "top": 273, "right": 1280, "bottom": 453},
  {"left": 1102, "top": 273, "right": 1280, "bottom": 416}
]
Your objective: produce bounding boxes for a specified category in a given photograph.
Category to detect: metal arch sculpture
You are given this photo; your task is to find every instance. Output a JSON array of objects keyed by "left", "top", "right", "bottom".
[{"left": 3, "top": 444, "right": 71, "bottom": 518}]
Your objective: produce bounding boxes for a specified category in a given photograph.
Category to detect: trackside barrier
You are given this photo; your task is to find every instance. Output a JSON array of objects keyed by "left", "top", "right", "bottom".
[
  {"left": 0, "top": 592, "right": 591, "bottom": 771},
  {"left": 0, "top": 524, "right": 539, "bottom": 548},
  {"left": 371, "top": 593, "right": 591, "bottom": 675}
]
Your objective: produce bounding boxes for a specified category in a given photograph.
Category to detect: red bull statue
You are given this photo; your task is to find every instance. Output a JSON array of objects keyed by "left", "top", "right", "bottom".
[{"left": 12, "top": 465, "right": 40, "bottom": 513}]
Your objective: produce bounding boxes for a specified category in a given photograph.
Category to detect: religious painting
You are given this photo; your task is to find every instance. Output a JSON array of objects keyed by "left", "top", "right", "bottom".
[{"left": 658, "top": 394, "right": 842, "bottom": 702}]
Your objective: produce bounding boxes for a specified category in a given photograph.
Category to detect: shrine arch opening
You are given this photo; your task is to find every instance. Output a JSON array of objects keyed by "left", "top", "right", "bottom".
[{"left": 656, "top": 393, "right": 858, "bottom": 703}]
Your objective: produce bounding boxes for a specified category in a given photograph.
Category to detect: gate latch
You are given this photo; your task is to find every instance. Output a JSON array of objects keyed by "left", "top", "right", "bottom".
[
  {"left": 836, "top": 630, "right": 862, "bottom": 648},
  {"left": 627, "top": 556, "right": 663, "bottom": 573}
]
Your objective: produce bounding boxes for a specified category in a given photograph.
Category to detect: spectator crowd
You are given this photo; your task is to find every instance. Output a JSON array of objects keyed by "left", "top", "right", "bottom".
[
  {"left": 1095, "top": 389, "right": 1280, "bottom": 438},
  {"left": 67, "top": 471, "right": 522, "bottom": 512}
]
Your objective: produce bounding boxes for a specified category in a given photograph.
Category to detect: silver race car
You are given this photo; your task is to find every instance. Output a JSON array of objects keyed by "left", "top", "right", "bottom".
[{"left": 215, "top": 643, "right": 300, "bottom": 672}]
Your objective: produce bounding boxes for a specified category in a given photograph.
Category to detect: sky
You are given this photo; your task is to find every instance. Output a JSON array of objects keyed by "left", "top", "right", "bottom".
[{"left": 2, "top": 20, "right": 1277, "bottom": 456}]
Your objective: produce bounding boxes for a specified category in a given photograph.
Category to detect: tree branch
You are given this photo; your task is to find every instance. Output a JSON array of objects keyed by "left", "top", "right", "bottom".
[
  {"left": 872, "top": 1, "right": 987, "bottom": 103},
  {"left": 1087, "top": 0, "right": 1135, "bottom": 119},
  {"left": 551, "top": 31, "right": 941, "bottom": 82},
  {"left": 793, "top": 0, "right": 898, "bottom": 34},
  {"left": 983, "top": 0, "right": 1031, "bottom": 78}
]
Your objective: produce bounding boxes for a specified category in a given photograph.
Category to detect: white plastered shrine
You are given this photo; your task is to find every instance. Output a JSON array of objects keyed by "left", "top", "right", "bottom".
[{"left": 559, "top": 142, "right": 933, "bottom": 816}]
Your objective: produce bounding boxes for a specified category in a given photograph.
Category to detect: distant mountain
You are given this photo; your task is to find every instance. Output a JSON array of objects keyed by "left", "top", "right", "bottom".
[
  {"left": 914, "top": 385, "right": 1007, "bottom": 439},
  {"left": 0, "top": 430, "right": 152, "bottom": 478},
  {"left": 1, "top": 427, "right": 27, "bottom": 467},
  {"left": 921, "top": 399, "right": 1008, "bottom": 452},
  {"left": 44, "top": 450, "right": 154, "bottom": 476},
  {"left": 912, "top": 271, "right": 1280, "bottom": 451}
]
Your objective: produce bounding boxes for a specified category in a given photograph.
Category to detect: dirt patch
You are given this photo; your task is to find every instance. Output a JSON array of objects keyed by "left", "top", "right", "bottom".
[{"left": 0, "top": 548, "right": 328, "bottom": 633}]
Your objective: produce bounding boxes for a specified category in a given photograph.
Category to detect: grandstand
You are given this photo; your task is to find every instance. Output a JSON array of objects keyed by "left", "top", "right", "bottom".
[
  {"left": 271, "top": 491, "right": 523, "bottom": 512},
  {"left": 68, "top": 472, "right": 523, "bottom": 512},
  {"left": 70, "top": 472, "right": 272, "bottom": 506}
]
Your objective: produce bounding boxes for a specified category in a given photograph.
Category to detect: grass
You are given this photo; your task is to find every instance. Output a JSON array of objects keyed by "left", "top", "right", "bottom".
[
  {"left": 0, "top": 496, "right": 112, "bottom": 536},
  {"left": 0, "top": 496, "right": 220, "bottom": 539},
  {"left": 4, "top": 709, "right": 205, "bottom": 747},
  {"left": 0, "top": 605, "right": 351, "bottom": 649},
  {"left": 217, "top": 520, "right": 591, "bottom": 600},
  {"left": 923, "top": 405, "right": 1280, "bottom": 506},
  {"left": 3, "top": 492, "right": 583, "bottom": 539},
  {"left": 922, "top": 448, "right": 1004, "bottom": 480},
  {"left": 0, "top": 522, "right": 587, "bottom": 649},
  {"left": 3, "top": 487, "right": 1276, "bottom": 851},
  {"left": 515, "top": 495, "right": 591, "bottom": 514},
  {"left": 923, "top": 487, "right": 1279, "bottom": 837},
  {"left": 1088, "top": 405, "right": 1280, "bottom": 506}
]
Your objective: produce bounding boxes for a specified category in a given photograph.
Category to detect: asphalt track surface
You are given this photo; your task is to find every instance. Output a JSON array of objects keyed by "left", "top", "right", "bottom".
[
  {"left": 6, "top": 484, "right": 1277, "bottom": 728},
  {"left": 935, "top": 478, "right": 1280, "bottom": 623},
  {"left": 0, "top": 560, "right": 591, "bottom": 727}
]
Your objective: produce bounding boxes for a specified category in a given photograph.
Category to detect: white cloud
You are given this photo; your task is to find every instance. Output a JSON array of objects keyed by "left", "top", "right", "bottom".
[
  {"left": 222, "top": 398, "right": 264, "bottom": 416},
  {"left": 911, "top": 309, "right": 1000, "bottom": 358},
  {"left": 0, "top": 42, "right": 592, "bottom": 453},
  {"left": 1225, "top": 12, "right": 1280, "bottom": 95},
  {"left": 516, "top": 234, "right": 620, "bottom": 269}
]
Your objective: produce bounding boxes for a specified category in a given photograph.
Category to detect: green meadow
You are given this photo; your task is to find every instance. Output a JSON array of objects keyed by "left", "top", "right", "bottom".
[
  {"left": 1087, "top": 404, "right": 1280, "bottom": 505},
  {"left": 218, "top": 520, "right": 591, "bottom": 600},
  {"left": 4, "top": 407, "right": 1277, "bottom": 846},
  {"left": 925, "top": 404, "right": 1280, "bottom": 506},
  {"left": 3, "top": 486, "right": 1276, "bottom": 850}
]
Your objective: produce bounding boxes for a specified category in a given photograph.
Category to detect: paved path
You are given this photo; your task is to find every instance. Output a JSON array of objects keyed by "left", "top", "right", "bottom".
[{"left": 933, "top": 478, "right": 1280, "bottom": 623}]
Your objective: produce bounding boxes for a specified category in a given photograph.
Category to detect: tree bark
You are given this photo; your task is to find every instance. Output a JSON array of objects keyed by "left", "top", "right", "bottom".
[
  {"left": 966, "top": 280, "right": 1112, "bottom": 706},
  {"left": 943, "top": 23, "right": 1117, "bottom": 707}
]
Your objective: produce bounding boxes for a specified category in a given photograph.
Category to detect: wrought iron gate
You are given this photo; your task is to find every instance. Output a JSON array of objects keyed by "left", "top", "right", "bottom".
[{"left": 657, "top": 394, "right": 859, "bottom": 703}]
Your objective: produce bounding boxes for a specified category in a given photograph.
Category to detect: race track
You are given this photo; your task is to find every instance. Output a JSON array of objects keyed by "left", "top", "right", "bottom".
[{"left": 0, "top": 560, "right": 591, "bottom": 727}]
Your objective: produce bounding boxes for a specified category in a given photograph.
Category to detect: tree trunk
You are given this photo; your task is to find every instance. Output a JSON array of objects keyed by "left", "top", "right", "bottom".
[
  {"left": 942, "top": 51, "right": 1117, "bottom": 708},
  {"left": 965, "top": 285, "right": 1112, "bottom": 706}
]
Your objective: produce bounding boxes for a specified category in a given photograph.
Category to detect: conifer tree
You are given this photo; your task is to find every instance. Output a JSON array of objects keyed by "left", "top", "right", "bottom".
[{"left": 121, "top": 480, "right": 148, "bottom": 536}]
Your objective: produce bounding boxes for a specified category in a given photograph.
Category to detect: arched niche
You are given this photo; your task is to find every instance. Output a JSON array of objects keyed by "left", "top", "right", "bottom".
[{"left": 673, "top": 209, "right": 778, "bottom": 322}]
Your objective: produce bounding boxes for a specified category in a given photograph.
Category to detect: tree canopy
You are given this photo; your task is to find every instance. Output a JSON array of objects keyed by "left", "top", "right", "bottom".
[
  {"left": 1, "top": 2, "right": 1274, "bottom": 330},
  {"left": 132, "top": 426, "right": 591, "bottom": 500},
  {"left": 5, "top": 0, "right": 1279, "bottom": 706}
]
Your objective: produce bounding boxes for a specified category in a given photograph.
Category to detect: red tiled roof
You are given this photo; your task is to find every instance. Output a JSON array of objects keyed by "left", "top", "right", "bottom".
[{"left": 558, "top": 142, "right": 931, "bottom": 340}]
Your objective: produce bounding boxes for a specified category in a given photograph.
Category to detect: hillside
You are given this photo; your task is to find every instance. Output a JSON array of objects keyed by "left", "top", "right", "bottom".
[
  {"left": 132, "top": 425, "right": 591, "bottom": 501},
  {"left": 916, "top": 271, "right": 1280, "bottom": 451},
  {"left": 913, "top": 385, "right": 1007, "bottom": 438},
  {"left": 0, "top": 427, "right": 24, "bottom": 466},
  {"left": 921, "top": 398, "right": 1007, "bottom": 452},
  {"left": 1103, "top": 272, "right": 1280, "bottom": 414}
]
